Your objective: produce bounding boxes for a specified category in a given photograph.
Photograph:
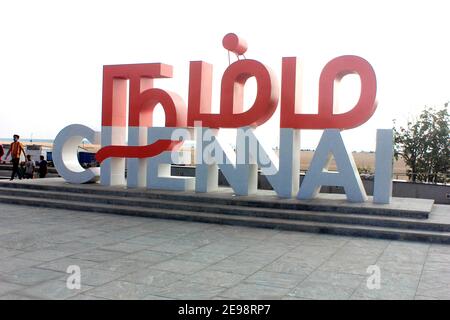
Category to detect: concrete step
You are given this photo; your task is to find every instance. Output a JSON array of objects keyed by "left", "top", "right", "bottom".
[
  {"left": 0, "top": 180, "right": 432, "bottom": 219},
  {"left": 0, "top": 186, "right": 447, "bottom": 232},
  {"left": 0, "top": 194, "right": 449, "bottom": 244}
]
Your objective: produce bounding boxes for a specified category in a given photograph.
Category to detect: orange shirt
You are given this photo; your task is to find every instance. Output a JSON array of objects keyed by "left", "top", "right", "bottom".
[{"left": 10, "top": 141, "right": 24, "bottom": 159}]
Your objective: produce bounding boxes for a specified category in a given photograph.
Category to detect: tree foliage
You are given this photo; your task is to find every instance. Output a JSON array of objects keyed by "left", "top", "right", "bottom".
[{"left": 393, "top": 103, "right": 449, "bottom": 183}]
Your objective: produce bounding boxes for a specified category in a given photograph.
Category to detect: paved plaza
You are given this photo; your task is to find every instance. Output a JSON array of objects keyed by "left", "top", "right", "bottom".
[{"left": 0, "top": 202, "right": 449, "bottom": 300}]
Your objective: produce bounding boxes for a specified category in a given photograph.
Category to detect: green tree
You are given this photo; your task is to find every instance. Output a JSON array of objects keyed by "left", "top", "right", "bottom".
[{"left": 393, "top": 103, "right": 449, "bottom": 183}]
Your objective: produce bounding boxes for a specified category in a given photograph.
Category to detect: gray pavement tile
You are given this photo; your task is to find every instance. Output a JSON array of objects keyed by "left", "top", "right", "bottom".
[
  {"left": 131, "top": 221, "right": 176, "bottom": 231},
  {"left": 0, "top": 293, "right": 36, "bottom": 300},
  {"left": 15, "top": 249, "right": 73, "bottom": 262},
  {"left": 228, "top": 252, "right": 281, "bottom": 265},
  {"left": 318, "top": 259, "right": 378, "bottom": 276},
  {"left": 303, "top": 271, "right": 365, "bottom": 289},
  {"left": 214, "top": 237, "right": 263, "bottom": 248},
  {"left": 27, "top": 241, "right": 99, "bottom": 255},
  {"left": 282, "top": 296, "right": 313, "bottom": 300},
  {"left": 416, "top": 281, "right": 450, "bottom": 299},
  {"left": 77, "top": 235, "right": 125, "bottom": 246},
  {"left": 151, "top": 259, "right": 209, "bottom": 275},
  {"left": 79, "top": 224, "right": 125, "bottom": 233},
  {"left": 176, "top": 250, "right": 230, "bottom": 264},
  {"left": 211, "top": 296, "right": 234, "bottom": 300},
  {"left": 100, "top": 242, "right": 150, "bottom": 254},
  {"left": 414, "top": 295, "right": 438, "bottom": 300},
  {"left": 351, "top": 283, "right": 416, "bottom": 300},
  {"left": 143, "top": 229, "right": 190, "bottom": 239},
  {"left": 266, "top": 231, "right": 315, "bottom": 244},
  {"left": 378, "top": 244, "right": 428, "bottom": 263},
  {"left": 69, "top": 249, "right": 126, "bottom": 263},
  {"left": 423, "top": 261, "right": 450, "bottom": 273},
  {"left": 85, "top": 280, "right": 161, "bottom": 300},
  {"left": 168, "top": 236, "right": 214, "bottom": 248},
  {"left": 213, "top": 226, "right": 278, "bottom": 241},
  {"left": 68, "top": 294, "right": 109, "bottom": 300},
  {"left": 378, "top": 272, "right": 421, "bottom": 289},
  {"left": 148, "top": 241, "right": 204, "bottom": 254},
  {"left": 92, "top": 258, "right": 154, "bottom": 275},
  {"left": 103, "top": 229, "right": 156, "bottom": 240},
  {"left": 210, "top": 259, "right": 267, "bottom": 276},
  {"left": 375, "top": 260, "right": 424, "bottom": 276},
  {"left": 163, "top": 224, "right": 213, "bottom": 235},
  {"left": 387, "top": 241, "right": 430, "bottom": 252},
  {"left": 0, "top": 257, "right": 41, "bottom": 273},
  {"left": 263, "top": 257, "right": 316, "bottom": 276},
  {"left": 93, "top": 222, "right": 144, "bottom": 232},
  {"left": 121, "top": 268, "right": 184, "bottom": 287},
  {"left": 20, "top": 280, "right": 93, "bottom": 300},
  {"left": 344, "top": 238, "right": 391, "bottom": 250},
  {"left": 221, "top": 283, "right": 290, "bottom": 300},
  {"left": 125, "top": 235, "right": 172, "bottom": 246},
  {"left": 185, "top": 270, "right": 246, "bottom": 288},
  {"left": 244, "top": 271, "right": 307, "bottom": 289},
  {"left": 0, "top": 227, "right": 19, "bottom": 236},
  {"left": 302, "top": 235, "right": 350, "bottom": 248},
  {"left": 329, "top": 252, "right": 378, "bottom": 265},
  {"left": 0, "top": 281, "right": 24, "bottom": 296},
  {"left": 176, "top": 230, "right": 226, "bottom": 243},
  {"left": 426, "top": 252, "right": 450, "bottom": 263},
  {"left": 35, "top": 257, "right": 100, "bottom": 273},
  {"left": 284, "top": 244, "right": 339, "bottom": 260},
  {"left": 193, "top": 243, "right": 247, "bottom": 255},
  {"left": 0, "top": 233, "right": 47, "bottom": 250},
  {"left": 334, "top": 246, "right": 385, "bottom": 258},
  {"left": 142, "top": 294, "right": 175, "bottom": 300},
  {"left": 61, "top": 229, "right": 108, "bottom": 239},
  {"left": 0, "top": 204, "right": 30, "bottom": 213},
  {"left": 245, "top": 243, "right": 295, "bottom": 255},
  {"left": 429, "top": 244, "right": 450, "bottom": 255},
  {"left": 152, "top": 280, "right": 227, "bottom": 300},
  {"left": 0, "top": 267, "right": 65, "bottom": 286},
  {"left": 277, "top": 254, "right": 329, "bottom": 270},
  {"left": 15, "top": 241, "right": 57, "bottom": 253},
  {"left": 41, "top": 233, "right": 89, "bottom": 244},
  {"left": 377, "top": 252, "right": 427, "bottom": 264},
  {"left": 288, "top": 281, "right": 354, "bottom": 300},
  {"left": 419, "top": 270, "right": 450, "bottom": 284},
  {"left": 0, "top": 248, "right": 25, "bottom": 259},
  {"left": 123, "top": 250, "right": 175, "bottom": 264}
]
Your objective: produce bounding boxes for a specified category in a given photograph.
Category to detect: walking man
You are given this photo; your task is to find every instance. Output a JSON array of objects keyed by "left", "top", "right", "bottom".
[{"left": 4, "top": 134, "right": 26, "bottom": 180}]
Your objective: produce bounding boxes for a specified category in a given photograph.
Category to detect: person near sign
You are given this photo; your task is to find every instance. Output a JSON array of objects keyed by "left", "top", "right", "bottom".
[
  {"left": 4, "top": 134, "right": 26, "bottom": 180},
  {"left": 38, "top": 155, "right": 48, "bottom": 178},
  {"left": 24, "top": 155, "right": 35, "bottom": 179}
]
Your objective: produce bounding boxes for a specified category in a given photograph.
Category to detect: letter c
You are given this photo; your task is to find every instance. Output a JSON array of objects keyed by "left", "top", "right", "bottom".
[{"left": 53, "top": 124, "right": 101, "bottom": 184}]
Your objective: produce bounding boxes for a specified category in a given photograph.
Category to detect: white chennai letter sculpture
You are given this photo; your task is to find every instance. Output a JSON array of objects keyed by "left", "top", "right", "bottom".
[{"left": 53, "top": 124, "right": 101, "bottom": 184}]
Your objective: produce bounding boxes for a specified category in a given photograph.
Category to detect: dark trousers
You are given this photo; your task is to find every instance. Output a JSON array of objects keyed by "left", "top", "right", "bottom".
[{"left": 10, "top": 158, "right": 22, "bottom": 180}]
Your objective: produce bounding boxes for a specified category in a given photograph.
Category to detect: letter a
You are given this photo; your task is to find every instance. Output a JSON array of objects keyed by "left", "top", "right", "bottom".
[{"left": 297, "top": 129, "right": 367, "bottom": 202}]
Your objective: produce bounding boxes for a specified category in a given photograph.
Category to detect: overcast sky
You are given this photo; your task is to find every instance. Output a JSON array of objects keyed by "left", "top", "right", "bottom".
[{"left": 0, "top": 0, "right": 449, "bottom": 151}]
